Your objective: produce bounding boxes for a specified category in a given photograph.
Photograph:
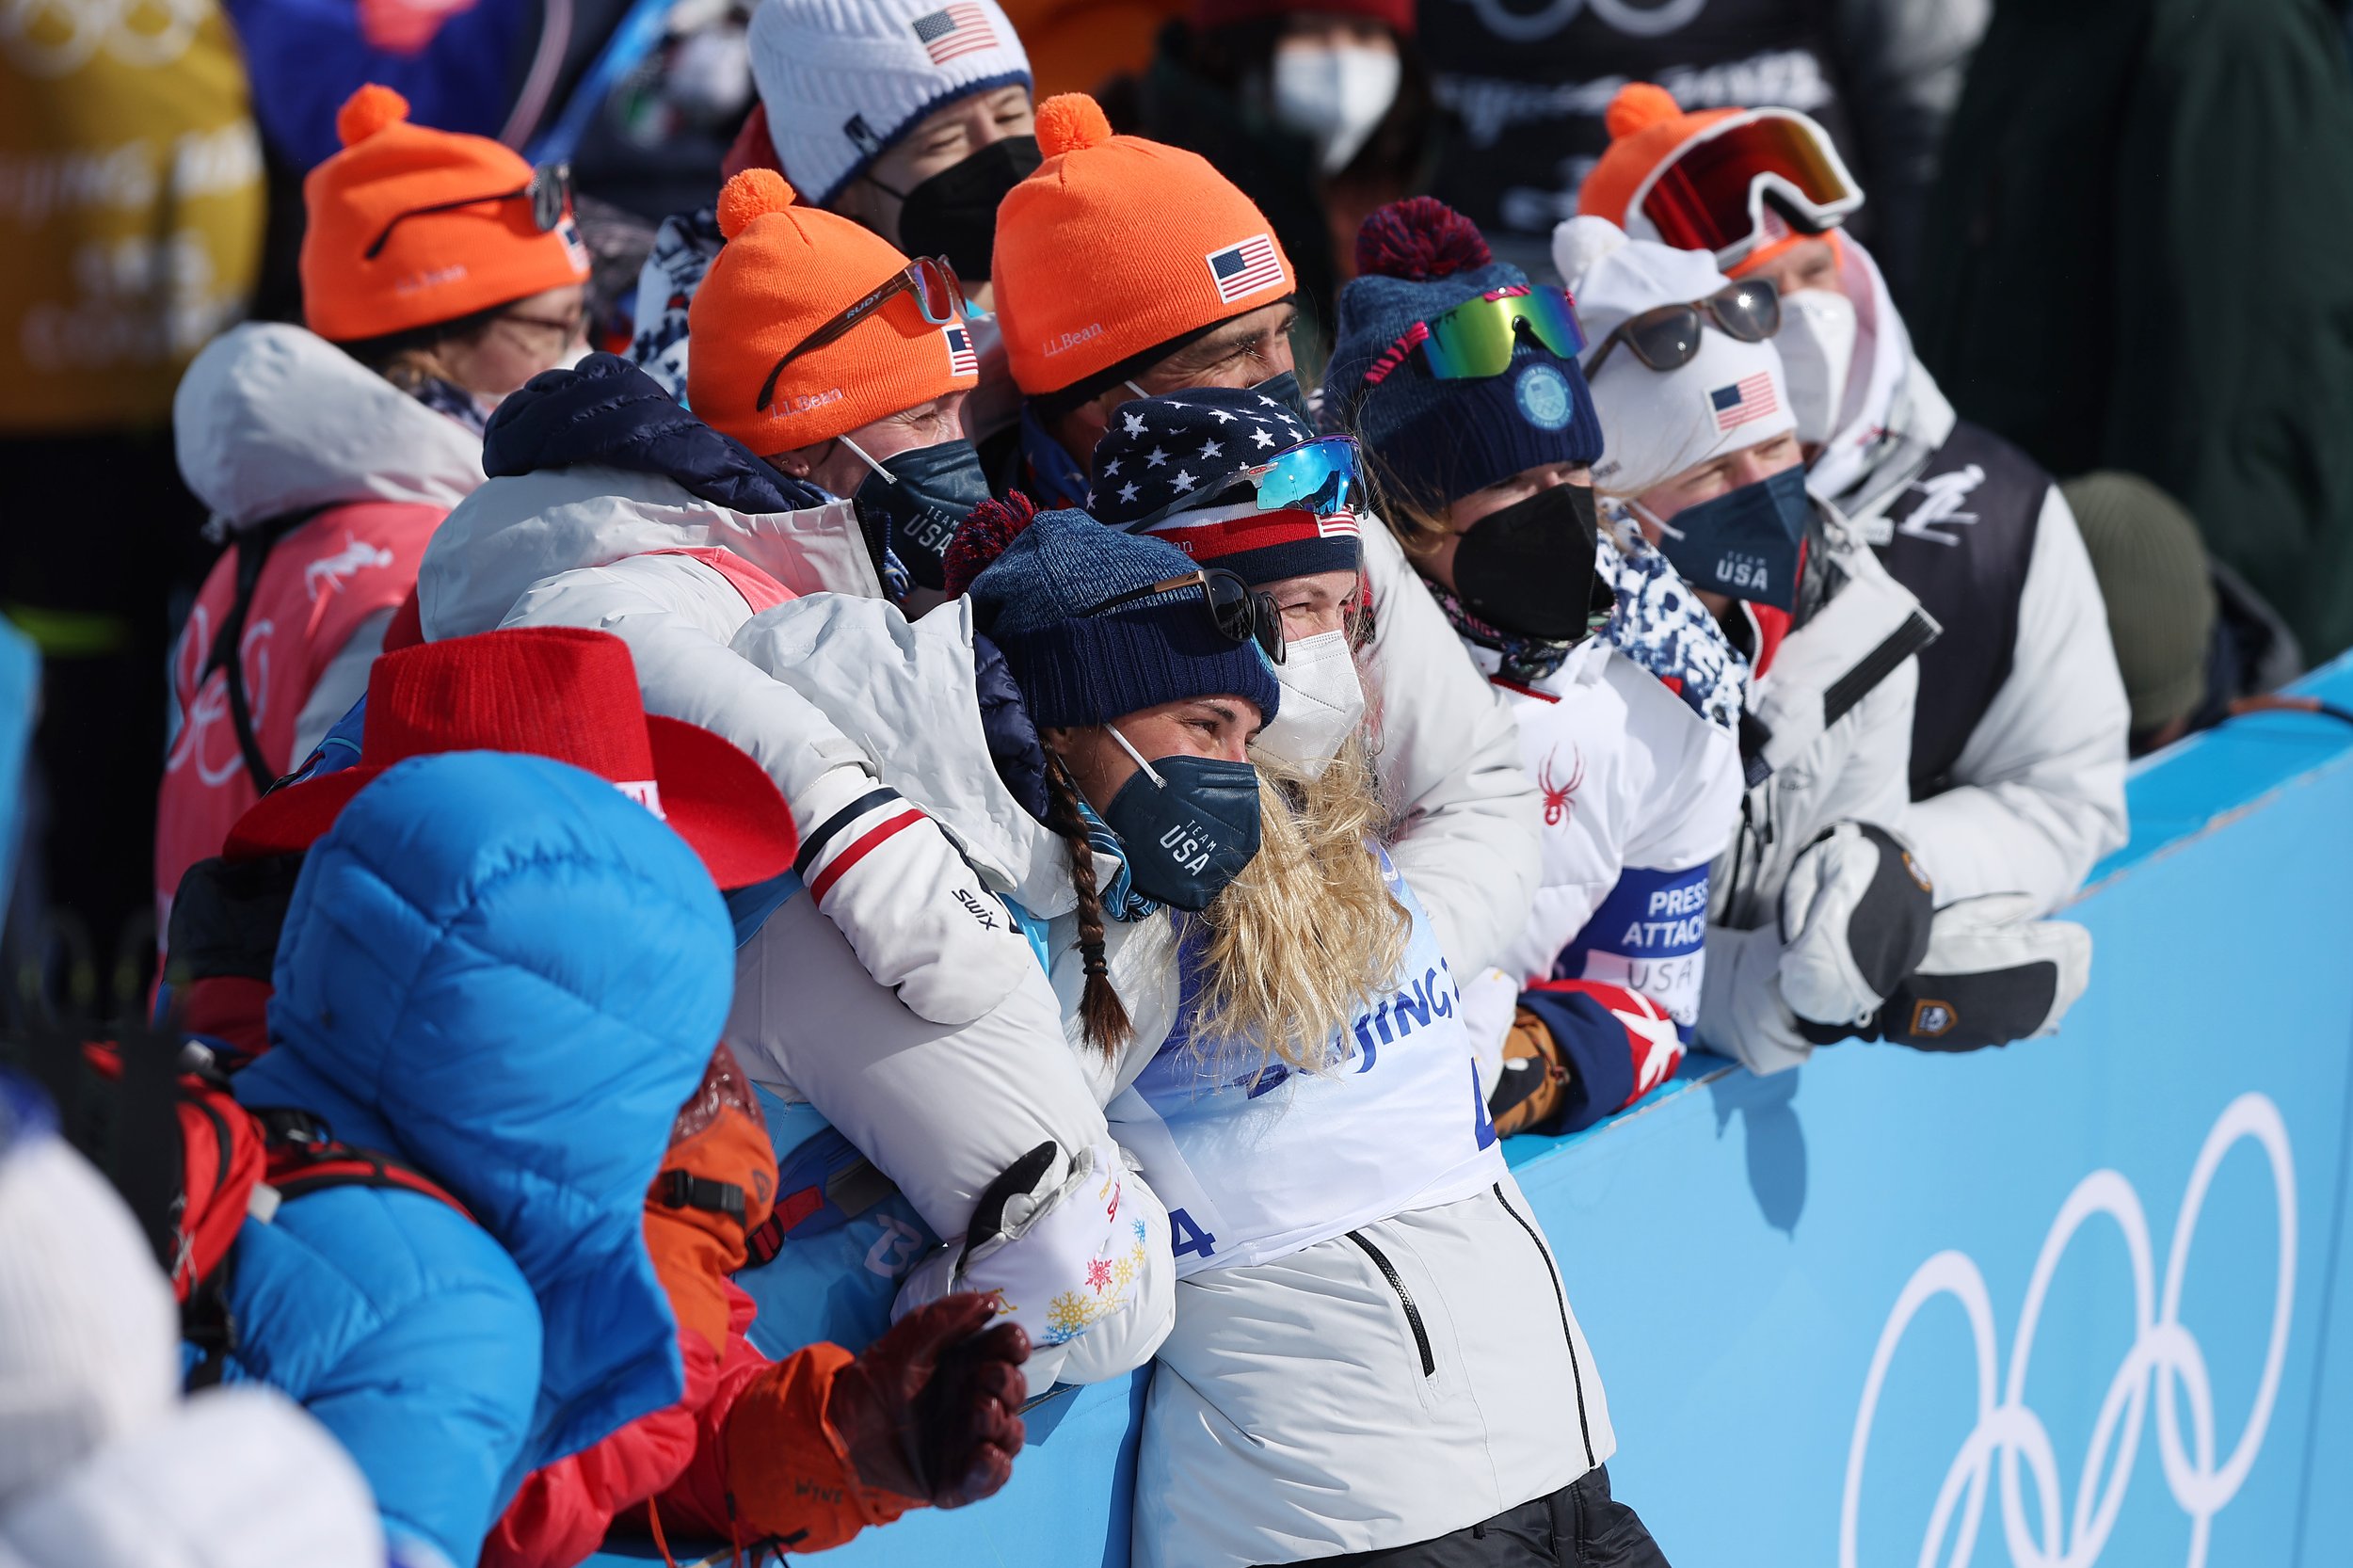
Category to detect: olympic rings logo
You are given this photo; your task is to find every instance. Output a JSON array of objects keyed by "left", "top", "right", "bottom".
[
  {"left": 1450, "top": 0, "right": 1709, "bottom": 44},
  {"left": 1841, "top": 1092, "right": 2296, "bottom": 1568}
]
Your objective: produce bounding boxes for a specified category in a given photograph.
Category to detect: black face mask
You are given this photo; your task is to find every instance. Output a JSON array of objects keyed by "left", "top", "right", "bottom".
[
  {"left": 851, "top": 438, "right": 992, "bottom": 592},
  {"left": 1452, "top": 483, "right": 1610, "bottom": 644},
  {"left": 878, "top": 136, "right": 1041, "bottom": 281}
]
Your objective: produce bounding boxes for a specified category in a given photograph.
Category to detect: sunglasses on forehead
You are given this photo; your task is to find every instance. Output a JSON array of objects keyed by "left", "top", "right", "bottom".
[
  {"left": 1583, "top": 279, "right": 1782, "bottom": 376},
  {"left": 754, "top": 255, "right": 966, "bottom": 413},
  {"left": 364, "top": 162, "right": 571, "bottom": 261},
  {"left": 1080, "top": 568, "right": 1287, "bottom": 666}
]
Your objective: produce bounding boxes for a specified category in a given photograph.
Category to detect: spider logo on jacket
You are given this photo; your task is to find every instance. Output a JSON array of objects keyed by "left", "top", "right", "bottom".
[{"left": 1538, "top": 745, "right": 1585, "bottom": 828}]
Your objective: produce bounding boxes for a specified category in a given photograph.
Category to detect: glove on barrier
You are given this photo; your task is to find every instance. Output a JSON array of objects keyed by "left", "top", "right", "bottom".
[
  {"left": 1487, "top": 1006, "right": 1574, "bottom": 1138},
  {"left": 646, "top": 1044, "right": 776, "bottom": 1356},
  {"left": 894, "top": 1139, "right": 1155, "bottom": 1380},
  {"left": 1695, "top": 923, "right": 1816, "bottom": 1076},
  {"left": 1800, "top": 894, "right": 2093, "bottom": 1050},
  {"left": 1777, "top": 821, "right": 1936, "bottom": 1027},
  {"left": 722, "top": 1293, "right": 1028, "bottom": 1553}
]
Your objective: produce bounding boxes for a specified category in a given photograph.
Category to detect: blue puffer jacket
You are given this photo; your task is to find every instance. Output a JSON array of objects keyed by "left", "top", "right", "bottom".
[{"left": 222, "top": 751, "right": 731, "bottom": 1567}]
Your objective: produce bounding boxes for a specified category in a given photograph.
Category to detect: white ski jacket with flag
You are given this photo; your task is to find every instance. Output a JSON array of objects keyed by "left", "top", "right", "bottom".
[{"left": 735, "top": 590, "right": 1612, "bottom": 1568}]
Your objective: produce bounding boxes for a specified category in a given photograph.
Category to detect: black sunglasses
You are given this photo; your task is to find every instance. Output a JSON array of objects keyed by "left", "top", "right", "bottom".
[
  {"left": 1081, "top": 568, "right": 1286, "bottom": 666},
  {"left": 1585, "top": 279, "right": 1782, "bottom": 375},
  {"left": 364, "top": 162, "right": 572, "bottom": 261}
]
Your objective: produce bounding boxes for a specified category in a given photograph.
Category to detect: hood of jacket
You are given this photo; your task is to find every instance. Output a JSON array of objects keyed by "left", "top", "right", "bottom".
[
  {"left": 421, "top": 353, "right": 886, "bottom": 640},
  {"left": 173, "top": 323, "right": 487, "bottom": 532},
  {"left": 234, "top": 750, "right": 728, "bottom": 1474},
  {"left": 1804, "top": 237, "right": 1959, "bottom": 518},
  {"left": 732, "top": 593, "right": 1080, "bottom": 916}
]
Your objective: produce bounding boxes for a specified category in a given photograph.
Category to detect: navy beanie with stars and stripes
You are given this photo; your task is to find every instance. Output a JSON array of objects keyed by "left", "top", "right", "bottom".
[
  {"left": 964, "top": 502, "right": 1283, "bottom": 729},
  {"left": 1086, "top": 387, "right": 1362, "bottom": 584}
]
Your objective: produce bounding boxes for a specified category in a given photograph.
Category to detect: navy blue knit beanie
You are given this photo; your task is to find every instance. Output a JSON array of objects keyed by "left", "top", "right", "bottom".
[
  {"left": 1321, "top": 198, "right": 1604, "bottom": 513},
  {"left": 952, "top": 496, "right": 1282, "bottom": 729}
]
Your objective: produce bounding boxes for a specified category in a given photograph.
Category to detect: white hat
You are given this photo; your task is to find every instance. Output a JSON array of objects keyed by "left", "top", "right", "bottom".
[
  {"left": 1553, "top": 215, "right": 1797, "bottom": 498},
  {"left": 749, "top": 0, "right": 1032, "bottom": 207},
  {"left": 0, "top": 1125, "right": 179, "bottom": 1510}
]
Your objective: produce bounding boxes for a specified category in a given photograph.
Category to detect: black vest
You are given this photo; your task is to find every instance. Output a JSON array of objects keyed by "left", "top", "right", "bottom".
[
  {"left": 1420, "top": 0, "right": 1853, "bottom": 252},
  {"left": 1871, "top": 419, "right": 2048, "bottom": 798}
]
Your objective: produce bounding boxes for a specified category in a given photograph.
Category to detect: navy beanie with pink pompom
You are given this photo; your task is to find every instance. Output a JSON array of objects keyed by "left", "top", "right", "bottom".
[{"left": 1322, "top": 197, "right": 1603, "bottom": 511}]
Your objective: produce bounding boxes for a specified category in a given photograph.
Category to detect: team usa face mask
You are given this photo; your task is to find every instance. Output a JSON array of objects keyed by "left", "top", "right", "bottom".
[
  {"left": 1633, "top": 463, "right": 1812, "bottom": 610},
  {"left": 1099, "top": 723, "right": 1263, "bottom": 910},
  {"left": 841, "top": 433, "right": 992, "bottom": 592}
]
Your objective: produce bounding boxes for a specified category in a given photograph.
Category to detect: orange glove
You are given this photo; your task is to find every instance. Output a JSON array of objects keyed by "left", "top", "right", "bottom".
[
  {"left": 645, "top": 1044, "right": 776, "bottom": 1357},
  {"left": 723, "top": 1294, "right": 1030, "bottom": 1553}
]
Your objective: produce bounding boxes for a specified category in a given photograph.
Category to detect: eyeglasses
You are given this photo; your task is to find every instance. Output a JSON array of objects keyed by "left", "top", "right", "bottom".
[
  {"left": 364, "top": 162, "right": 571, "bottom": 261},
  {"left": 1359, "top": 285, "right": 1588, "bottom": 390},
  {"left": 754, "top": 256, "right": 966, "bottom": 413},
  {"left": 1584, "top": 279, "right": 1782, "bottom": 376},
  {"left": 1625, "top": 108, "right": 1862, "bottom": 266},
  {"left": 1080, "top": 568, "right": 1286, "bottom": 665},
  {"left": 1150, "top": 435, "right": 1363, "bottom": 527}
]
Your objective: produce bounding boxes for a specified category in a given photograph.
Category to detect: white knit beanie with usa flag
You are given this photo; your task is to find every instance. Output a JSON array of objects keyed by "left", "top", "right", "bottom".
[
  {"left": 748, "top": 0, "right": 1032, "bottom": 207},
  {"left": 1553, "top": 215, "right": 1796, "bottom": 499}
]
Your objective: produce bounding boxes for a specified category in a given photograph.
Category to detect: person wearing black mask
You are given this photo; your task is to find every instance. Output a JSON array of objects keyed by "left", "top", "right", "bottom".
[
  {"left": 1327, "top": 197, "right": 1745, "bottom": 1144},
  {"left": 1561, "top": 215, "right": 2091, "bottom": 1077},
  {"left": 630, "top": 0, "right": 1038, "bottom": 459}
]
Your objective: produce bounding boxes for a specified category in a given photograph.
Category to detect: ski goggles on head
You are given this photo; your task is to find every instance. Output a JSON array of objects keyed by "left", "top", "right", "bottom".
[
  {"left": 1625, "top": 108, "right": 1862, "bottom": 266},
  {"left": 1359, "top": 285, "right": 1588, "bottom": 390},
  {"left": 1585, "top": 279, "right": 1781, "bottom": 376},
  {"left": 1156, "top": 435, "right": 1362, "bottom": 526},
  {"left": 756, "top": 255, "right": 966, "bottom": 411},
  {"left": 365, "top": 161, "right": 573, "bottom": 260},
  {"left": 1082, "top": 568, "right": 1287, "bottom": 665}
]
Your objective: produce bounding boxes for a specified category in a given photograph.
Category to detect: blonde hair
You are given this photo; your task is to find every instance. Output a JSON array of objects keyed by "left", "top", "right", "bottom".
[{"left": 1177, "top": 732, "right": 1411, "bottom": 1073}]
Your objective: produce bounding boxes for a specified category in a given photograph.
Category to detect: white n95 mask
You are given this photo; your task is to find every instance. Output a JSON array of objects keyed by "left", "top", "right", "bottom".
[
  {"left": 1250, "top": 629, "right": 1366, "bottom": 777},
  {"left": 1775, "top": 286, "right": 1860, "bottom": 445},
  {"left": 1270, "top": 42, "right": 1401, "bottom": 175}
]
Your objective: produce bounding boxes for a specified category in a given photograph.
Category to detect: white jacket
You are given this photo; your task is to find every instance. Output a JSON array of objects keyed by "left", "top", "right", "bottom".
[
  {"left": 1698, "top": 512, "right": 1935, "bottom": 1073},
  {"left": 1359, "top": 518, "right": 1547, "bottom": 977},
  {"left": 737, "top": 592, "right": 1609, "bottom": 1566},
  {"left": 1806, "top": 241, "right": 2128, "bottom": 913},
  {"left": 1476, "top": 630, "right": 1742, "bottom": 1029}
]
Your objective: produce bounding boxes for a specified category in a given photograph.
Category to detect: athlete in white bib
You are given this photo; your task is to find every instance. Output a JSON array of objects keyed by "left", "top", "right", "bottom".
[{"left": 1319, "top": 199, "right": 1742, "bottom": 1141}]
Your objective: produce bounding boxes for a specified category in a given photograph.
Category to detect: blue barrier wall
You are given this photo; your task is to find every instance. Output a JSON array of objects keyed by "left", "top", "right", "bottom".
[{"left": 599, "top": 653, "right": 2353, "bottom": 1568}]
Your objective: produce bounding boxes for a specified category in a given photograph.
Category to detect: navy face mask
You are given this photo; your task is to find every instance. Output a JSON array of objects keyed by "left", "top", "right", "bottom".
[
  {"left": 1097, "top": 724, "right": 1262, "bottom": 911},
  {"left": 846, "top": 435, "right": 991, "bottom": 592},
  {"left": 1641, "top": 463, "right": 1812, "bottom": 610},
  {"left": 1250, "top": 370, "right": 1316, "bottom": 426}
]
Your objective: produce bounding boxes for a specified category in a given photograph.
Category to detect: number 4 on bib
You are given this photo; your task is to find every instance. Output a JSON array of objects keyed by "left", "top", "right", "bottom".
[{"left": 1168, "top": 1208, "right": 1218, "bottom": 1261}]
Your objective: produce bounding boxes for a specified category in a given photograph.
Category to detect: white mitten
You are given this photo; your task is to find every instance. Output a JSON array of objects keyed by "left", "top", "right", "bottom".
[
  {"left": 1696, "top": 923, "right": 1816, "bottom": 1076},
  {"left": 1875, "top": 894, "right": 2092, "bottom": 1050},
  {"left": 792, "top": 776, "right": 1036, "bottom": 1027},
  {"left": 1776, "top": 821, "right": 1936, "bottom": 1027},
  {"left": 893, "top": 1139, "right": 1166, "bottom": 1387}
]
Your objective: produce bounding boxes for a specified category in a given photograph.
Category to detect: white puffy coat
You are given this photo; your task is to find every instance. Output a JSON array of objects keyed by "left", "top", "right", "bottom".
[
  {"left": 1698, "top": 511, "right": 1936, "bottom": 1073},
  {"left": 737, "top": 593, "right": 1612, "bottom": 1568},
  {"left": 1807, "top": 241, "right": 2128, "bottom": 913}
]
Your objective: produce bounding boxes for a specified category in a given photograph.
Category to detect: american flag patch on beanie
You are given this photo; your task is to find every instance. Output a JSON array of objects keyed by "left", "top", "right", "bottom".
[
  {"left": 911, "top": 4, "right": 994, "bottom": 64},
  {"left": 943, "top": 323, "right": 979, "bottom": 377},
  {"left": 1206, "top": 234, "right": 1284, "bottom": 305},
  {"left": 1710, "top": 373, "right": 1777, "bottom": 432}
]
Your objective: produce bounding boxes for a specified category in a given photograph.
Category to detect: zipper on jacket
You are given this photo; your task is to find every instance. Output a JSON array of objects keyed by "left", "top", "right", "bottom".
[
  {"left": 1493, "top": 1183, "right": 1595, "bottom": 1469},
  {"left": 1346, "top": 1230, "right": 1435, "bottom": 1378}
]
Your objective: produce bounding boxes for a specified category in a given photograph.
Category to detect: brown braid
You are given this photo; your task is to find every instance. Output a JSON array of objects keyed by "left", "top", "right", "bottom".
[{"left": 1043, "top": 754, "right": 1130, "bottom": 1057}]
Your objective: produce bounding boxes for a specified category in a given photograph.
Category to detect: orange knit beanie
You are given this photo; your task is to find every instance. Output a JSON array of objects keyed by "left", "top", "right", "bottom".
[
  {"left": 992, "top": 93, "right": 1295, "bottom": 397},
  {"left": 688, "top": 168, "right": 978, "bottom": 455},
  {"left": 1577, "top": 83, "right": 1818, "bottom": 275},
  {"left": 300, "top": 85, "right": 589, "bottom": 343}
]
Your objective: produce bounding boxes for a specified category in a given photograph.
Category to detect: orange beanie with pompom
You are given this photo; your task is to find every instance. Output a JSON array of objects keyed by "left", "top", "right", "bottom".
[
  {"left": 991, "top": 92, "right": 1295, "bottom": 397},
  {"left": 300, "top": 84, "right": 589, "bottom": 343},
  {"left": 688, "top": 168, "right": 978, "bottom": 456}
]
